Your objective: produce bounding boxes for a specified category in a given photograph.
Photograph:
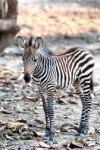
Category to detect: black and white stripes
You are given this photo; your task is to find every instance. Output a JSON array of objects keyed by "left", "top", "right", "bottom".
[{"left": 17, "top": 36, "right": 95, "bottom": 143}]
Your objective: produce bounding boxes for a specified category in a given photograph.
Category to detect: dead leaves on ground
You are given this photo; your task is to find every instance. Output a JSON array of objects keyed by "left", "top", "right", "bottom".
[
  {"left": 0, "top": 106, "right": 12, "bottom": 114},
  {"left": 0, "top": 121, "right": 41, "bottom": 140},
  {"left": 67, "top": 98, "right": 81, "bottom": 105},
  {"left": 35, "top": 141, "right": 50, "bottom": 148},
  {"left": 0, "top": 121, "right": 28, "bottom": 132},
  {"left": 34, "top": 138, "right": 97, "bottom": 149},
  {"left": 70, "top": 139, "right": 87, "bottom": 148},
  {"left": 69, "top": 138, "right": 96, "bottom": 148},
  {"left": 15, "top": 95, "right": 39, "bottom": 102},
  {"left": 60, "top": 123, "right": 78, "bottom": 133},
  {"left": 0, "top": 120, "right": 99, "bottom": 149},
  {"left": 6, "top": 122, "right": 27, "bottom": 130},
  {"left": 0, "top": 66, "right": 22, "bottom": 85},
  {"left": 0, "top": 64, "right": 99, "bottom": 149}
]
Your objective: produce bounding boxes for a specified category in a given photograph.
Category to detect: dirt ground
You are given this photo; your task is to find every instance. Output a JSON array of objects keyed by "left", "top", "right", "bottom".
[{"left": 0, "top": 0, "right": 100, "bottom": 150}]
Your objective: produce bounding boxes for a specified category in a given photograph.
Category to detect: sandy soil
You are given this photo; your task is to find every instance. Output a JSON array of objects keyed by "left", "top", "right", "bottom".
[{"left": 0, "top": 0, "right": 100, "bottom": 150}]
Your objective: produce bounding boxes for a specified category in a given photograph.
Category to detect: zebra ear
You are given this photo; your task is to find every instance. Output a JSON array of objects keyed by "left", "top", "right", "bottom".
[
  {"left": 35, "top": 37, "right": 43, "bottom": 49},
  {"left": 17, "top": 36, "right": 25, "bottom": 48}
]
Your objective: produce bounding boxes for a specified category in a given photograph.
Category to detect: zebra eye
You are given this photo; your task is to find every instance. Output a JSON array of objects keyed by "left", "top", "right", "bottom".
[
  {"left": 34, "top": 58, "right": 37, "bottom": 62},
  {"left": 22, "top": 56, "right": 24, "bottom": 61},
  {"left": 31, "top": 57, "right": 37, "bottom": 62}
]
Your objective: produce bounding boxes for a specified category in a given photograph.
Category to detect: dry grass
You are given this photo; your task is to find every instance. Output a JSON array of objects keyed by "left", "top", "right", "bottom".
[{"left": 17, "top": 5, "right": 100, "bottom": 37}]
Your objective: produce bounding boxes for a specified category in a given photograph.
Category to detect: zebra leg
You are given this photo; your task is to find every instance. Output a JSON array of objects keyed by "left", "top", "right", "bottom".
[
  {"left": 77, "top": 81, "right": 92, "bottom": 135},
  {"left": 47, "top": 92, "right": 54, "bottom": 143},
  {"left": 39, "top": 93, "right": 50, "bottom": 140}
]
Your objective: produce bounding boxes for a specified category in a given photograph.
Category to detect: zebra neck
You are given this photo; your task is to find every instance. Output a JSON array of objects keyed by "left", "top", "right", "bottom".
[{"left": 33, "top": 54, "right": 54, "bottom": 78}]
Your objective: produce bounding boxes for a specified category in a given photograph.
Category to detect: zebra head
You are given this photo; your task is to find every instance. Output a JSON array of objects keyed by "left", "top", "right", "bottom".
[{"left": 17, "top": 36, "right": 43, "bottom": 83}]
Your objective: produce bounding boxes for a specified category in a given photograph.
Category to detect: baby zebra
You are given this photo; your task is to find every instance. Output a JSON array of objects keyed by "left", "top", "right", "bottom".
[{"left": 17, "top": 36, "right": 94, "bottom": 144}]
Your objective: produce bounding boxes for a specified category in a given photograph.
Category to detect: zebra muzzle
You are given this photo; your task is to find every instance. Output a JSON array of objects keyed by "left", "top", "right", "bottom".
[{"left": 24, "top": 72, "right": 31, "bottom": 83}]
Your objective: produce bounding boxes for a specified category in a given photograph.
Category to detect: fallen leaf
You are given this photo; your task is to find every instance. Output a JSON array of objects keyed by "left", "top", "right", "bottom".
[
  {"left": 63, "top": 140, "right": 70, "bottom": 147},
  {"left": 6, "top": 122, "right": 27, "bottom": 130},
  {"left": 25, "top": 96, "right": 38, "bottom": 101},
  {"left": 3, "top": 134, "right": 14, "bottom": 140},
  {"left": 67, "top": 98, "right": 80, "bottom": 105},
  {"left": 17, "top": 119, "right": 27, "bottom": 123},
  {"left": 61, "top": 123, "right": 78, "bottom": 129},
  {"left": 33, "top": 131, "right": 44, "bottom": 137},
  {"left": 70, "top": 139, "right": 89, "bottom": 149},
  {"left": 70, "top": 141, "right": 84, "bottom": 148},
  {"left": 35, "top": 119, "right": 45, "bottom": 124},
  {"left": 14, "top": 96, "right": 23, "bottom": 100},
  {"left": 36, "top": 141, "right": 50, "bottom": 148},
  {"left": 55, "top": 129, "right": 60, "bottom": 133},
  {"left": 0, "top": 77, "right": 11, "bottom": 84},
  {"left": 2, "top": 109, "right": 12, "bottom": 114},
  {"left": 57, "top": 98, "right": 67, "bottom": 104},
  {"left": 52, "top": 140, "right": 70, "bottom": 149},
  {"left": 0, "top": 67, "right": 19, "bottom": 84},
  {"left": 21, "top": 131, "right": 33, "bottom": 140},
  {"left": 51, "top": 143, "right": 61, "bottom": 149}
]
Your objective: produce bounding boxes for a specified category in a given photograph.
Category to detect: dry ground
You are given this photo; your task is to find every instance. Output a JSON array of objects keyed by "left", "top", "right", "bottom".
[{"left": 0, "top": 0, "right": 100, "bottom": 150}]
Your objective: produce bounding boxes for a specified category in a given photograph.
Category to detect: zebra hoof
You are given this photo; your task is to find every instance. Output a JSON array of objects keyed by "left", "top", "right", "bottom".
[
  {"left": 43, "top": 135, "right": 49, "bottom": 141},
  {"left": 75, "top": 132, "right": 88, "bottom": 138},
  {"left": 43, "top": 135, "right": 54, "bottom": 146},
  {"left": 47, "top": 140, "right": 53, "bottom": 146},
  {"left": 75, "top": 126, "right": 88, "bottom": 137}
]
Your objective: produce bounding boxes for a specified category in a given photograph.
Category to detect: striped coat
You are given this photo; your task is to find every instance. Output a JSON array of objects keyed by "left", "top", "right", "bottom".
[{"left": 17, "top": 36, "right": 95, "bottom": 144}]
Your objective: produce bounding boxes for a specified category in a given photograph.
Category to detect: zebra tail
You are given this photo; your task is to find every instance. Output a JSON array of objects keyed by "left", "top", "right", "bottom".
[{"left": 90, "top": 77, "right": 94, "bottom": 92}]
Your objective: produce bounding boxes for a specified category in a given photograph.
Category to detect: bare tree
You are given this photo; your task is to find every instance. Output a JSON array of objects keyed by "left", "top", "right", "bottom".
[
  {"left": 0, "top": 0, "right": 20, "bottom": 53},
  {"left": 0, "top": 0, "right": 8, "bottom": 19}
]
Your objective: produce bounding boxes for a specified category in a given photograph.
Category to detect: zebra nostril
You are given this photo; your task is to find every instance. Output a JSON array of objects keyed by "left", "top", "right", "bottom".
[{"left": 24, "top": 73, "right": 31, "bottom": 83}]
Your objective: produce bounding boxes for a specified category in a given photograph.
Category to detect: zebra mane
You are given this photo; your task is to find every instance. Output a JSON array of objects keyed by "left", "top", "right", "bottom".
[
  {"left": 28, "top": 36, "right": 33, "bottom": 46},
  {"left": 38, "top": 47, "right": 53, "bottom": 56}
]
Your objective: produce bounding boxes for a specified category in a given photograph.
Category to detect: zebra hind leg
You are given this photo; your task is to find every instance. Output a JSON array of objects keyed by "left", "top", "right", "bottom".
[{"left": 77, "top": 79, "right": 93, "bottom": 136}]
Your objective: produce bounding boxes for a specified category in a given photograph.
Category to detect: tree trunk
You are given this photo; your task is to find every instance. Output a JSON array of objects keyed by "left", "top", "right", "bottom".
[{"left": 0, "top": 0, "right": 20, "bottom": 53}]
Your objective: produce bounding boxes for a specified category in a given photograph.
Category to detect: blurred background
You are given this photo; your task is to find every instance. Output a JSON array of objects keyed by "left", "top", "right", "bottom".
[
  {"left": 18, "top": 0, "right": 100, "bottom": 48},
  {"left": 0, "top": 0, "right": 100, "bottom": 149}
]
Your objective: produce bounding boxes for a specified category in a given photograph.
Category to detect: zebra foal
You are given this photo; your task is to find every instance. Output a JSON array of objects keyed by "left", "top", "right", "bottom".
[{"left": 17, "top": 36, "right": 95, "bottom": 144}]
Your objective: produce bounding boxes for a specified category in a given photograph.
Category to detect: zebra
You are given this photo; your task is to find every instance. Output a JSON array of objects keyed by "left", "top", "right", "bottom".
[{"left": 17, "top": 36, "right": 95, "bottom": 144}]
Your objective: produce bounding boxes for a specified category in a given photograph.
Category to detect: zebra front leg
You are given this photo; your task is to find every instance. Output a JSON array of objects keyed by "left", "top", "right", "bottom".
[
  {"left": 40, "top": 93, "right": 50, "bottom": 140},
  {"left": 47, "top": 92, "right": 54, "bottom": 143}
]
